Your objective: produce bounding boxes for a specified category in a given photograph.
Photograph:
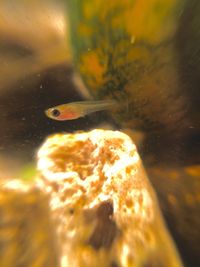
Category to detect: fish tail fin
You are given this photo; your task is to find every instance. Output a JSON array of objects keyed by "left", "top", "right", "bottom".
[{"left": 83, "top": 100, "right": 117, "bottom": 115}]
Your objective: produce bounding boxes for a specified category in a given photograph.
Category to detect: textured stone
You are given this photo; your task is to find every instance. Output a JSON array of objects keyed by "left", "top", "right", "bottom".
[
  {"left": 0, "top": 180, "right": 59, "bottom": 267},
  {"left": 37, "top": 129, "right": 183, "bottom": 267}
]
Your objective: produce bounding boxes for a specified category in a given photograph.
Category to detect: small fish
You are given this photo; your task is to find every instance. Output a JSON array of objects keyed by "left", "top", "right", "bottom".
[{"left": 45, "top": 100, "right": 117, "bottom": 121}]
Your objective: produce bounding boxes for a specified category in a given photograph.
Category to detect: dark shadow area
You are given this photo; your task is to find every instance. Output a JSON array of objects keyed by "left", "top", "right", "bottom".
[{"left": 88, "top": 201, "right": 118, "bottom": 250}]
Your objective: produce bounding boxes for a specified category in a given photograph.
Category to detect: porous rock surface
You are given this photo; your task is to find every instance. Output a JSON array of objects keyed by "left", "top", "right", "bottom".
[{"left": 37, "top": 129, "right": 183, "bottom": 267}]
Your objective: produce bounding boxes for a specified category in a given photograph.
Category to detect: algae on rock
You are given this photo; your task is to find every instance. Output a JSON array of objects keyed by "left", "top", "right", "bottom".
[{"left": 37, "top": 129, "right": 183, "bottom": 267}]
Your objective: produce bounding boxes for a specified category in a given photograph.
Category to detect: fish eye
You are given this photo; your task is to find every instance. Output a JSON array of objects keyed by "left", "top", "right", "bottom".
[{"left": 51, "top": 108, "right": 60, "bottom": 117}]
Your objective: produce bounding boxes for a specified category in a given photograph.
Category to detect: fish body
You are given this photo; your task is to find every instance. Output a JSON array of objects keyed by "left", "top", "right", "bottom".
[{"left": 45, "top": 100, "right": 117, "bottom": 121}]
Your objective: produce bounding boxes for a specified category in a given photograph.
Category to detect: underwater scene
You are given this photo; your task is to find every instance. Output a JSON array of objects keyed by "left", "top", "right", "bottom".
[{"left": 0, "top": 0, "right": 199, "bottom": 266}]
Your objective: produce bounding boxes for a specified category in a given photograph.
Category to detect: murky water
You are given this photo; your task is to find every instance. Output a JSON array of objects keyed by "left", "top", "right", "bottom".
[{"left": 0, "top": 1, "right": 199, "bottom": 267}]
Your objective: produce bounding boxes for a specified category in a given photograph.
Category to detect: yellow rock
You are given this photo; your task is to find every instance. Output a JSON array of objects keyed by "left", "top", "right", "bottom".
[
  {"left": 0, "top": 180, "right": 59, "bottom": 267},
  {"left": 37, "top": 129, "right": 183, "bottom": 267}
]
